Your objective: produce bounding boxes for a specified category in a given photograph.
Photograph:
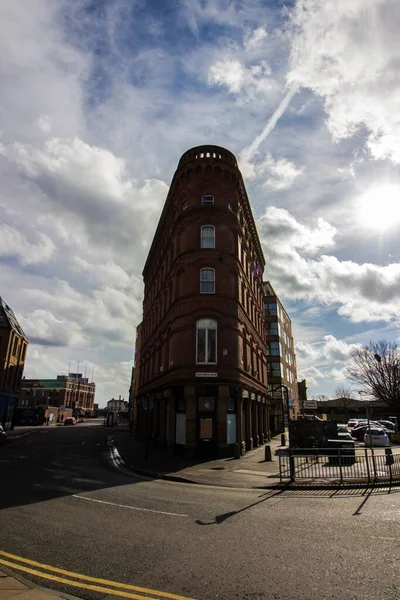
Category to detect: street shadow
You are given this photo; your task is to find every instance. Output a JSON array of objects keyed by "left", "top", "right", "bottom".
[
  {"left": 0, "top": 425, "right": 172, "bottom": 511},
  {"left": 352, "top": 485, "right": 376, "bottom": 515},
  {"left": 195, "top": 488, "right": 285, "bottom": 526}
]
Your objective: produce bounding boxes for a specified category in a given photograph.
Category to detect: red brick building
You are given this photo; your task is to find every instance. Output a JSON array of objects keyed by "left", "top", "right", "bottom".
[
  {"left": 135, "top": 145, "right": 270, "bottom": 458},
  {"left": 263, "top": 281, "right": 299, "bottom": 433},
  {"left": 19, "top": 373, "right": 96, "bottom": 418}
]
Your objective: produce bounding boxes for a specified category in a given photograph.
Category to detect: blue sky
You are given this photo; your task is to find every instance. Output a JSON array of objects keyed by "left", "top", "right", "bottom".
[{"left": 1, "top": 0, "right": 400, "bottom": 405}]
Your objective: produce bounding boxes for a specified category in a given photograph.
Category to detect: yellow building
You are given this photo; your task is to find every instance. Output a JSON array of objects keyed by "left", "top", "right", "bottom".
[{"left": 0, "top": 297, "right": 29, "bottom": 429}]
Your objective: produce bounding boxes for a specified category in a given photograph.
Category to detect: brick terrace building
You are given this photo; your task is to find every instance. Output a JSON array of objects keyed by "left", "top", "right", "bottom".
[
  {"left": 0, "top": 297, "right": 29, "bottom": 428},
  {"left": 263, "top": 281, "right": 299, "bottom": 433},
  {"left": 19, "top": 373, "right": 96, "bottom": 417},
  {"left": 135, "top": 145, "right": 269, "bottom": 458}
]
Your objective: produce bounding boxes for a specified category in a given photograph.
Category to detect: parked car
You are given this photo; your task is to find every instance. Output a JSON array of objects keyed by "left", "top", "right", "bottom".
[
  {"left": 337, "top": 425, "right": 353, "bottom": 441},
  {"left": 364, "top": 428, "right": 391, "bottom": 447},
  {"left": 351, "top": 424, "right": 372, "bottom": 440},
  {"left": 352, "top": 422, "right": 392, "bottom": 440},
  {"left": 377, "top": 420, "right": 397, "bottom": 432},
  {"left": 64, "top": 417, "right": 76, "bottom": 426},
  {"left": 0, "top": 425, "right": 6, "bottom": 445}
]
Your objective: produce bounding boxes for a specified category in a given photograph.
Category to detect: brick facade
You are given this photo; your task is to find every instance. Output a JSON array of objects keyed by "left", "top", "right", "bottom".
[
  {"left": 135, "top": 145, "right": 270, "bottom": 458},
  {"left": 19, "top": 373, "right": 96, "bottom": 417},
  {"left": 0, "top": 297, "right": 29, "bottom": 429}
]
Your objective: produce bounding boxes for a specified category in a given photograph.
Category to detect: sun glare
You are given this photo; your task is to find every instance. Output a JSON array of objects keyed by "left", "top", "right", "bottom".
[{"left": 358, "top": 184, "right": 400, "bottom": 230}]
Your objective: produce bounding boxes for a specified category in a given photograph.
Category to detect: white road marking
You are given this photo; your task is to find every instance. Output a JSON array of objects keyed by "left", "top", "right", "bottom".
[{"left": 72, "top": 494, "right": 188, "bottom": 517}]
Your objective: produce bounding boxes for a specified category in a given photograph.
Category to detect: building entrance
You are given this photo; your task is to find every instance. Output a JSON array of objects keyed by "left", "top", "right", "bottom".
[{"left": 196, "top": 394, "right": 216, "bottom": 458}]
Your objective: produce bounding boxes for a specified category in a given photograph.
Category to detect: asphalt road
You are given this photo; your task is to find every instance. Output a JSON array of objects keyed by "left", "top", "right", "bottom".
[{"left": 1, "top": 423, "right": 400, "bottom": 600}]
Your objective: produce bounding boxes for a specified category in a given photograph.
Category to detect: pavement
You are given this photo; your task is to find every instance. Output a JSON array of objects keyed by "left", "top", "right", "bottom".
[
  {"left": 0, "top": 566, "right": 80, "bottom": 600},
  {"left": 111, "top": 425, "right": 285, "bottom": 488}
]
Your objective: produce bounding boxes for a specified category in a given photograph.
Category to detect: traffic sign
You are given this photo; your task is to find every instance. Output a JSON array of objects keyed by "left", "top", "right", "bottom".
[{"left": 302, "top": 399, "right": 317, "bottom": 410}]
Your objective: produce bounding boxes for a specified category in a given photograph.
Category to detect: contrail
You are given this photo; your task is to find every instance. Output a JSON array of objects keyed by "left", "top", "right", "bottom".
[{"left": 240, "top": 85, "right": 298, "bottom": 164}]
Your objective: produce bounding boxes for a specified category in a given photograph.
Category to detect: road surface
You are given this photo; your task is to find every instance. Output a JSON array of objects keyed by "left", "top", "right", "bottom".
[{"left": 1, "top": 422, "right": 400, "bottom": 600}]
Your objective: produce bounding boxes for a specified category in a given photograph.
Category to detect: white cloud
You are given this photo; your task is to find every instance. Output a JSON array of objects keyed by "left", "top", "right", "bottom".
[
  {"left": 258, "top": 208, "right": 400, "bottom": 323},
  {"left": 287, "top": 0, "right": 400, "bottom": 163},
  {"left": 258, "top": 207, "right": 336, "bottom": 255},
  {"left": 322, "top": 335, "right": 361, "bottom": 362},
  {"left": 2, "top": 136, "right": 168, "bottom": 260},
  {"left": 298, "top": 366, "right": 325, "bottom": 387},
  {"left": 244, "top": 27, "right": 268, "bottom": 51},
  {"left": 258, "top": 153, "right": 304, "bottom": 189},
  {"left": 330, "top": 367, "right": 348, "bottom": 382},
  {"left": 208, "top": 58, "right": 276, "bottom": 101},
  {"left": 21, "top": 310, "right": 87, "bottom": 347},
  {"left": 295, "top": 341, "right": 319, "bottom": 361},
  {"left": 0, "top": 225, "right": 56, "bottom": 266},
  {"left": 20, "top": 279, "right": 141, "bottom": 349}
]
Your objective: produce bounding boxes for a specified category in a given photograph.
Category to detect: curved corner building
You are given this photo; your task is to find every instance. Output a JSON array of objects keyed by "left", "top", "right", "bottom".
[{"left": 135, "top": 145, "right": 269, "bottom": 458}]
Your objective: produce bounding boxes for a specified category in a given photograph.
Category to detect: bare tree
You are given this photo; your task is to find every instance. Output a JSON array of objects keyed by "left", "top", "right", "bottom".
[
  {"left": 333, "top": 386, "right": 355, "bottom": 422},
  {"left": 314, "top": 394, "right": 330, "bottom": 402},
  {"left": 334, "top": 386, "right": 355, "bottom": 400},
  {"left": 347, "top": 340, "right": 400, "bottom": 421}
]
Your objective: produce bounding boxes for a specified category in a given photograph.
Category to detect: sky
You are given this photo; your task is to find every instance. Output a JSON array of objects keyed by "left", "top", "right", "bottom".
[{"left": 1, "top": 0, "right": 400, "bottom": 407}]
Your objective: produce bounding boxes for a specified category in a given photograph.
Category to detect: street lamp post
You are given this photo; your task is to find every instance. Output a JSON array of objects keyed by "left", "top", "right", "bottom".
[
  {"left": 273, "top": 384, "right": 291, "bottom": 444},
  {"left": 273, "top": 383, "right": 294, "bottom": 482},
  {"left": 358, "top": 390, "right": 372, "bottom": 450}
]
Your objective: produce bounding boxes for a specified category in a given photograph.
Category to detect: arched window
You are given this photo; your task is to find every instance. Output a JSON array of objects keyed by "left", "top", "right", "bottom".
[
  {"left": 196, "top": 319, "right": 217, "bottom": 364},
  {"left": 201, "top": 225, "right": 215, "bottom": 248},
  {"left": 200, "top": 268, "right": 215, "bottom": 294}
]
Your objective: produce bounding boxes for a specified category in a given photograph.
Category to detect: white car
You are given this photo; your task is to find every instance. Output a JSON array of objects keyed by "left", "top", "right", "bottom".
[{"left": 364, "top": 428, "right": 390, "bottom": 447}]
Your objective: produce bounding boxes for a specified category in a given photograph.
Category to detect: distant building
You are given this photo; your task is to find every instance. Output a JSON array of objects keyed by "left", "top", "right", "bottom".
[
  {"left": 131, "top": 323, "right": 143, "bottom": 425},
  {"left": 0, "top": 297, "right": 29, "bottom": 429},
  {"left": 107, "top": 395, "right": 128, "bottom": 413},
  {"left": 128, "top": 365, "right": 135, "bottom": 424},
  {"left": 19, "top": 373, "right": 96, "bottom": 417},
  {"left": 297, "top": 379, "right": 307, "bottom": 413},
  {"left": 263, "top": 281, "right": 299, "bottom": 433}
]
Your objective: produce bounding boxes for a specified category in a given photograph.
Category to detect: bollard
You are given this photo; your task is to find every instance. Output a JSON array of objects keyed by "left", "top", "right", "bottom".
[
  {"left": 264, "top": 445, "right": 272, "bottom": 462},
  {"left": 280, "top": 433, "right": 286, "bottom": 447}
]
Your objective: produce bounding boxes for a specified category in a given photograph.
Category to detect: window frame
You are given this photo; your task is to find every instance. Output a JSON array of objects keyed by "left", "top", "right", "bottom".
[
  {"left": 196, "top": 319, "right": 217, "bottom": 365},
  {"left": 200, "top": 268, "right": 215, "bottom": 294},
  {"left": 200, "top": 225, "right": 215, "bottom": 249}
]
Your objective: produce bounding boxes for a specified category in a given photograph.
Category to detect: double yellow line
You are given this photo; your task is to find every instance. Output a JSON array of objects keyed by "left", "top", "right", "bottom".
[{"left": 0, "top": 550, "right": 196, "bottom": 600}]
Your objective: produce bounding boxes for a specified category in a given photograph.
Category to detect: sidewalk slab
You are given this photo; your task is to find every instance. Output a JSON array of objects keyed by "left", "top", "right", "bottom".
[
  {"left": 0, "top": 567, "right": 82, "bottom": 600},
  {"left": 0, "top": 578, "right": 28, "bottom": 591},
  {"left": 111, "top": 427, "right": 284, "bottom": 489}
]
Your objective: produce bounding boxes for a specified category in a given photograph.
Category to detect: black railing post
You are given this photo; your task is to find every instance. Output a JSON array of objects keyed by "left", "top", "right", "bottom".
[
  {"left": 338, "top": 448, "right": 343, "bottom": 484},
  {"left": 289, "top": 449, "right": 295, "bottom": 483},
  {"left": 364, "top": 448, "right": 370, "bottom": 484}
]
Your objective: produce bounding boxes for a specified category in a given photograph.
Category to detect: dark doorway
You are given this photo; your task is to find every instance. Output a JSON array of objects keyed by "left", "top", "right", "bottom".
[{"left": 196, "top": 394, "right": 217, "bottom": 458}]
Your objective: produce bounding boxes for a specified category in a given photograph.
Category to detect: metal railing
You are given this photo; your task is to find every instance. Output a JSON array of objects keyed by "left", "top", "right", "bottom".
[{"left": 279, "top": 447, "right": 400, "bottom": 484}]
